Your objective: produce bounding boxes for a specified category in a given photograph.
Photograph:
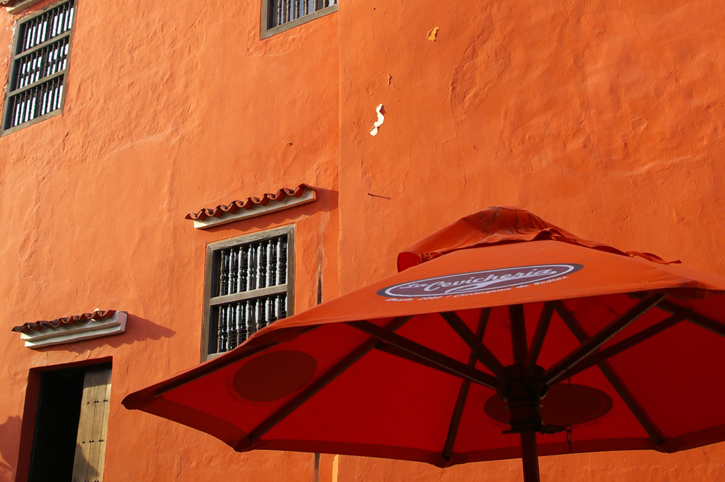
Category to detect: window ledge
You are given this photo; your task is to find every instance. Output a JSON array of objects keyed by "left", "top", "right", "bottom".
[
  {"left": 17, "top": 311, "right": 127, "bottom": 349},
  {"left": 186, "top": 184, "right": 316, "bottom": 230},
  {"left": 5, "top": 0, "right": 45, "bottom": 14}
]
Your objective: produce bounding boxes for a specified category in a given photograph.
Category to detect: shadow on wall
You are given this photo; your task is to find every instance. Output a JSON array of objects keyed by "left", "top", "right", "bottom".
[
  {"left": 0, "top": 415, "right": 21, "bottom": 481},
  {"left": 34, "top": 314, "right": 177, "bottom": 355}
]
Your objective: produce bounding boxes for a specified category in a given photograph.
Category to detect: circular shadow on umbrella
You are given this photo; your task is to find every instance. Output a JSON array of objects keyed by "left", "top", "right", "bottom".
[
  {"left": 484, "top": 384, "right": 613, "bottom": 427},
  {"left": 233, "top": 351, "right": 317, "bottom": 402}
]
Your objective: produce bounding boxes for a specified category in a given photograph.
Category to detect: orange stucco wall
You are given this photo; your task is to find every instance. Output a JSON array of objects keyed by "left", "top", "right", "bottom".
[
  {"left": 1, "top": 0, "right": 725, "bottom": 481},
  {"left": 336, "top": 0, "right": 725, "bottom": 290}
]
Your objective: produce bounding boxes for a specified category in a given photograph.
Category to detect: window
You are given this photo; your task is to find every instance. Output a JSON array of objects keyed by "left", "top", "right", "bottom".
[
  {"left": 261, "top": 0, "right": 338, "bottom": 39},
  {"left": 23, "top": 363, "right": 112, "bottom": 482},
  {"left": 2, "top": 0, "right": 76, "bottom": 134},
  {"left": 202, "top": 226, "right": 294, "bottom": 359}
]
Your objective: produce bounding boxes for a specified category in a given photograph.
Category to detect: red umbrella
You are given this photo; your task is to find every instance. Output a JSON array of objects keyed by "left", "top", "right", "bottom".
[{"left": 123, "top": 207, "right": 725, "bottom": 482}]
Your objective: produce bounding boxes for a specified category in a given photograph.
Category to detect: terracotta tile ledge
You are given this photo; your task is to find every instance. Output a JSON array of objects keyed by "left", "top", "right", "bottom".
[
  {"left": 12, "top": 310, "right": 127, "bottom": 349},
  {"left": 186, "top": 184, "right": 316, "bottom": 229}
]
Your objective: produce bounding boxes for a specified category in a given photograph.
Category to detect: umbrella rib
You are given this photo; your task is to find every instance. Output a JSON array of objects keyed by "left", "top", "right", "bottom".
[
  {"left": 442, "top": 308, "right": 490, "bottom": 462},
  {"left": 525, "top": 302, "right": 555, "bottom": 371},
  {"left": 544, "top": 294, "right": 666, "bottom": 384},
  {"left": 244, "top": 316, "right": 413, "bottom": 448},
  {"left": 439, "top": 310, "right": 507, "bottom": 379},
  {"left": 375, "top": 342, "right": 491, "bottom": 384},
  {"left": 631, "top": 295, "right": 725, "bottom": 338},
  {"left": 349, "top": 320, "right": 498, "bottom": 389},
  {"left": 675, "top": 307, "right": 725, "bottom": 337},
  {"left": 554, "top": 301, "right": 666, "bottom": 445},
  {"left": 549, "top": 309, "right": 692, "bottom": 385}
]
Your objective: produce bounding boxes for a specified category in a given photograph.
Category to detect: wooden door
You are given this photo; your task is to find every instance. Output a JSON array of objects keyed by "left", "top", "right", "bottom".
[{"left": 72, "top": 366, "right": 112, "bottom": 482}]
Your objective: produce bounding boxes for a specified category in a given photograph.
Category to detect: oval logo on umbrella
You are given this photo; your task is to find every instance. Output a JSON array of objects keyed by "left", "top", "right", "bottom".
[{"left": 378, "top": 264, "right": 583, "bottom": 298}]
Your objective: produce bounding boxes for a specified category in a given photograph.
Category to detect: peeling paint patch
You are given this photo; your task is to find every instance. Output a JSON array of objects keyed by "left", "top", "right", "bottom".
[
  {"left": 427, "top": 26, "right": 439, "bottom": 41},
  {"left": 370, "top": 104, "right": 384, "bottom": 136}
]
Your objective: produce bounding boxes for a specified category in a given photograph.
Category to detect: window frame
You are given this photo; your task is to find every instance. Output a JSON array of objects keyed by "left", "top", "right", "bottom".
[
  {"left": 1, "top": 0, "right": 77, "bottom": 135},
  {"left": 260, "top": 0, "right": 338, "bottom": 39},
  {"left": 201, "top": 225, "right": 295, "bottom": 361}
]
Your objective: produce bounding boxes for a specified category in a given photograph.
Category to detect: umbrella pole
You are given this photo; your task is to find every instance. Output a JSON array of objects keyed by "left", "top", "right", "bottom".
[
  {"left": 501, "top": 376, "right": 545, "bottom": 482},
  {"left": 506, "top": 305, "right": 544, "bottom": 482},
  {"left": 520, "top": 430, "right": 541, "bottom": 482}
]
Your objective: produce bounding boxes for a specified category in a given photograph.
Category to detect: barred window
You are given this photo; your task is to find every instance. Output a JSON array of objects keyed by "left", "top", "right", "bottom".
[
  {"left": 202, "top": 226, "right": 294, "bottom": 359},
  {"left": 261, "top": 0, "right": 338, "bottom": 39},
  {"left": 2, "top": 0, "right": 76, "bottom": 134}
]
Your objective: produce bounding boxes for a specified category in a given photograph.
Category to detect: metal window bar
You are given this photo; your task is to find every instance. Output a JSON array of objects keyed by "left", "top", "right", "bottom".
[
  {"left": 269, "top": 0, "right": 337, "bottom": 28},
  {"left": 245, "top": 300, "right": 255, "bottom": 337},
  {"left": 254, "top": 299, "right": 264, "bottom": 332},
  {"left": 256, "top": 242, "right": 266, "bottom": 290},
  {"left": 215, "top": 235, "right": 288, "bottom": 297},
  {"left": 4, "top": 0, "right": 75, "bottom": 131},
  {"left": 246, "top": 243, "right": 256, "bottom": 291},
  {"left": 211, "top": 294, "right": 289, "bottom": 354},
  {"left": 237, "top": 245, "right": 247, "bottom": 293},
  {"left": 266, "top": 240, "right": 276, "bottom": 286},
  {"left": 234, "top": 302, "right": 245, "bottom": 349},
  {"left": 217, "top": 305, "right": 227, "bottom": 353},
  {"left": 276, "top": 236, "right": 287, "bottom": 285}
]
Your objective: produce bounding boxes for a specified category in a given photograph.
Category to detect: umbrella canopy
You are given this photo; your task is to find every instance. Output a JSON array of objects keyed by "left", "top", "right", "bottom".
[{"left": 123, "top": 207, "right": 725, "bottom": 482}]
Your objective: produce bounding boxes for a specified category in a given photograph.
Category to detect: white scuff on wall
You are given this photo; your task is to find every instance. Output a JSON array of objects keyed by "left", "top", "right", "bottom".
[{"left": 370, "top": 104, "right": 384, "bottom": 136}]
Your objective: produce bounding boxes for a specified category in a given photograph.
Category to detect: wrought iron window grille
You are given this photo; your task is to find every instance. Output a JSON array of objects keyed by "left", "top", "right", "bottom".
[
  {"left": 2, "top": 0, "right": 76, "bottom": 134},
  {"left": 202, "top": 226, "right": 295, "bottom": 359},
  {"left": 261, "top": 0, "right": 338, "bottom": 39}
]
